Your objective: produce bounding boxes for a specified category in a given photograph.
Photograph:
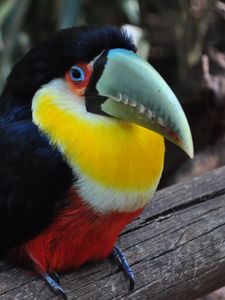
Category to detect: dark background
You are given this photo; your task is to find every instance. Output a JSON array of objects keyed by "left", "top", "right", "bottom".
[{"left": 0, "top": 1, "right": 224, "bottom": 299}]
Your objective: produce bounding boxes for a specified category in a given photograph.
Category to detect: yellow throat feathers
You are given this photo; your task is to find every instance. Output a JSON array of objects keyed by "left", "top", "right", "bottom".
[{"left": 32, "top": 79, "right": 165, "bottom": 192}]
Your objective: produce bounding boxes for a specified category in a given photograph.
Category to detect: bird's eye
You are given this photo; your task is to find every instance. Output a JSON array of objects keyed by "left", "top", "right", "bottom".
[
  {"left": 70, "top": 66, "right": 85, "bottom": 82},
  {"left": 65, "top": 63, "right": 92, "bottom": 96}
]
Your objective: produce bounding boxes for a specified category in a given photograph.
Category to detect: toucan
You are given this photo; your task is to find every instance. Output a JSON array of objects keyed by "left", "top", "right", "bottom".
[{"left": 0, "top": 26, "right": 193, "bottom": 298}]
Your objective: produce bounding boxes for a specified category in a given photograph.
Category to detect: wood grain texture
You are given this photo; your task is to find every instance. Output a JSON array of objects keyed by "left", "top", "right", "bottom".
[{"left": 1, "top": 166, "right": 225, "bottom": 300}]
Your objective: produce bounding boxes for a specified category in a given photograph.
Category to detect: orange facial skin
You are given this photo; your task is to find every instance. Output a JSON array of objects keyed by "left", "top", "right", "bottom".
[{"left": 65, "top": 63, "right": 93, "bottom": 96}]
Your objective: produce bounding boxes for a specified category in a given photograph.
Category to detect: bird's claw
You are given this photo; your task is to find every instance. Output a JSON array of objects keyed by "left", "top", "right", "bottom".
[
  {"left": 111, "top": 244, "right": 135, "bottom": 291},
  {"left": 42, "top": 273, "right": 67, "bottom": 299},
  {"left": 49, "top": 271, "right": 60, "bottom": 284}
]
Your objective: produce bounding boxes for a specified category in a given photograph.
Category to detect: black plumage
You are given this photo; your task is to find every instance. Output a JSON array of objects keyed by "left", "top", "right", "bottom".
[
  {"left": 1, "top": 26, "right": 136, "bottom": 113},
  {"left": 0, "top": 26, "right": 136, "bottom": 250},
  {"left": 0, "top": 120, "right": 73, "bottom": 248}
]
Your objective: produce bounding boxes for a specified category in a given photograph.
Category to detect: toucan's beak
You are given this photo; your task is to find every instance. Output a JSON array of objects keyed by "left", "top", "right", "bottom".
[{"left": 85, "top": 48, "right": 194, "bottom": 158}]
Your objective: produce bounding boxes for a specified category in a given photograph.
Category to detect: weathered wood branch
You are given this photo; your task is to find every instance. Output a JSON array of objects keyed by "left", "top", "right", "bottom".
[{"left": 1, "top": 167, "right": 225, "bottom": 299}]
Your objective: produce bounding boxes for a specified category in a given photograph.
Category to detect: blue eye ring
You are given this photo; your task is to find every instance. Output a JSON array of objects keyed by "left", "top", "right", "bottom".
[{"left": 70, "top": 66, "right": 85, "bottom": 82}]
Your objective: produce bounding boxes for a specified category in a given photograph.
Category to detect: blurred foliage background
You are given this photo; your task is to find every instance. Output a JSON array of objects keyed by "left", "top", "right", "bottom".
[
  {"left": 0, "top": 0, "right": 225, "bottom": 183},
  {"left": 0, "top": 0, "right": 225, "bottom": 299}
]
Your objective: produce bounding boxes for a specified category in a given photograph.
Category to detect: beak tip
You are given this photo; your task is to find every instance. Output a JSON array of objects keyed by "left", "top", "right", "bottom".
[
  {"left": 187, "top": 148, "right": 194, "bottom": 159},
  {"left": 182, "top": 139, "right": 194, "bottom": 159}
]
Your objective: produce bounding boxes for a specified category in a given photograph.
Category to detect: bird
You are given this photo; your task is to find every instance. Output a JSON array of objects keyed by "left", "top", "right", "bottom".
[{"left": 0, "top": 26, "right": 193, "bottom": 298}]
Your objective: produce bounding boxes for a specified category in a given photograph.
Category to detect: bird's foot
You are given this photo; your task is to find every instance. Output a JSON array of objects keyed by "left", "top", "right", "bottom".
[
  {"left": 111, "top": 244, "right": 135, "bottom": 291},
  {"left": 41, "top": 272, "right": 67, "bottom": 299},
  {"left": 49, "top": 271, "right": 60, "bottom": 284},
  {"left": 28, "top": 251, "right": 67, "bottom": 298}
]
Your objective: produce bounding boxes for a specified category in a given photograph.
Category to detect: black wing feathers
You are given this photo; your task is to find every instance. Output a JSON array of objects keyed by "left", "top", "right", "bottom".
[{"left": 0, "top": 120, "right": 73, "bottom": 249}]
